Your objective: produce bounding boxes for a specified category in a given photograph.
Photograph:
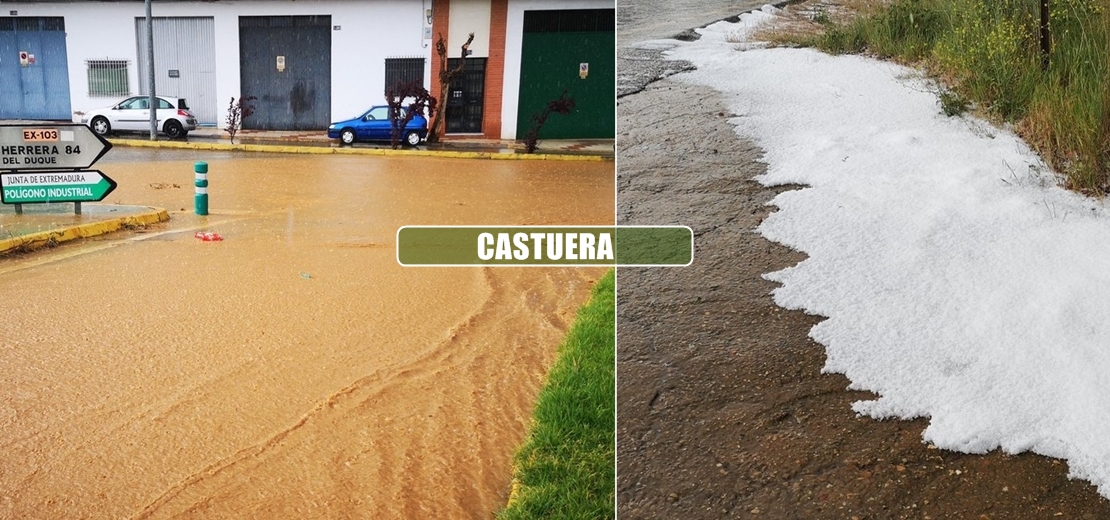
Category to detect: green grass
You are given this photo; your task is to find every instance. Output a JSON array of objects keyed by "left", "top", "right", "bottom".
[
  {"left": 497, "top": 269, "right": 614, "bottom": 520},
  {"left": 813, "top": 0, "right": 947, "bottom": 59},
  {"left": 794, "top": 0, "right": 1110, "bottom": 193}
]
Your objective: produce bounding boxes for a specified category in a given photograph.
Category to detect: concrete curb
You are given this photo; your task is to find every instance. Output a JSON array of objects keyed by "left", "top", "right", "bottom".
[
  {"left": 0, "top": 207, "right": 170, "bottom": 255},
  {"left": 111, "top": 138, "right": 612, "bottom": 161}
]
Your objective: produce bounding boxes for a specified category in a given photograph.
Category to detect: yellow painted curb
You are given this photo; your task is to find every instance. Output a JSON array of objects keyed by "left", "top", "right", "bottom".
[
  {"left": 111, "top": 138, "right": 611, "bottom": 161},
  {"left": 0, "top": 207, "right": 170, "bottom": 254}
]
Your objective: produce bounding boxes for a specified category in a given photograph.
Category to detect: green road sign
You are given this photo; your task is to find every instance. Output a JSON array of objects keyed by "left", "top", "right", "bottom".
[
  {"left": 0, "top": 124, "right": 112, "bottom": 171},
  {"left": 1, "top": 170, "right": 118, "bottom": 204}
]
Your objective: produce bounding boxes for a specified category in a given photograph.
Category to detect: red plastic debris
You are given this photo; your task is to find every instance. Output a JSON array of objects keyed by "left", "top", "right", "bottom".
[{"left": 194, "top": 231, "right": 224, "bottom": 242}]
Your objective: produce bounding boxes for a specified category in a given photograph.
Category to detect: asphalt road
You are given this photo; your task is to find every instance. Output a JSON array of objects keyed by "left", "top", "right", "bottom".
[
  {"left": 618, "top": 0, "right": 766, "bottom": 96},
  {"left": 615, "top": 2, "right": 1110, "bottom": 517},
  {"left": 619, "top": 0, "right": 766, "bottom": 44}
]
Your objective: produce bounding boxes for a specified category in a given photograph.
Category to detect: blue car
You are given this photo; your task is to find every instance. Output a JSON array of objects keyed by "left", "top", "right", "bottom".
[{"left": 327, "top": 106, "right": 428, "bottom": 147}]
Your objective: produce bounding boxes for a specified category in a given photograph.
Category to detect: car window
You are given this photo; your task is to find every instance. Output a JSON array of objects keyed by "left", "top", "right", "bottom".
[
  {"left": 366, "top": 107, "right": 389, "bottom": 120},
  {"left": 119, "top": 98, "right": 143, "bottom": 109},
  {"left": 157, "top": 99, "right": 174, "bottom": 109}
]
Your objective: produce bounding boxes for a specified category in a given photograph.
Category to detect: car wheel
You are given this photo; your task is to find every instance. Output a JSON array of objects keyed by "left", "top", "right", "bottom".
[
  {"left": 404, "top": 131, "right": 421, "bottom": 147},
  {"left": 90, "top": 116, "right": 111, "bottom": 136},
  {"left": 164, "top": 120, "right": 185, "bottom": 139},
  {"left": 340, "top": 129, "right": 356, "bottom": 145}
]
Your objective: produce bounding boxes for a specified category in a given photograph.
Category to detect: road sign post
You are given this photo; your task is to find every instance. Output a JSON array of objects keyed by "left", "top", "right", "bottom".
[{"left": 0, "top": 124, "right": 115, "bottom": 214}]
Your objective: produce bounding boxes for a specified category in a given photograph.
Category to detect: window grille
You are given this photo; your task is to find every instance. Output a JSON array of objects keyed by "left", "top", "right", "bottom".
[
  {"left": 0, "top": 17, "right": 65, "bottom": 32},
  {"left": 522, "top": 9, "right": 614, "bottom": 33},
  {"left": 385, "top": 57, "right": 425, "bottom": 91},
  {"left": 86, "top": 60, "right": 130, "bottom": 97}
]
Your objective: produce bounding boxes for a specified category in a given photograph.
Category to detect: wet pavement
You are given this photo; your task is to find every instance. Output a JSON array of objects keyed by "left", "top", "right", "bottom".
[
  {"left": 181, "top": 126, "right": 615, "bottom": 157},
  {"left": 0, "top": 120, "right": 614, "bottom": 158},
  {"left": 615, "top": 1, "right": 1110, "bottom": 517},
  {"left": 0, "top": 149, "right": 614, "bottom": 518},
  {"left": 617, "top": 0, "right": 767, "bottom": 97}
]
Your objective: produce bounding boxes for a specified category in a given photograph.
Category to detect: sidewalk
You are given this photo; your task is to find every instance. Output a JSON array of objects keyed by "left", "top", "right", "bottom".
[
  {"left": 2, "top": 120, "right": 613, "bottom": 159},
  {"left": 195, "top": 126, "right": 612, "bottom": 154},
  {"left": 0, "top": 202, "right": 169, "bottom": 255},
  {"left": 59, "top": 124, "right": 612, "bottom": 161}
]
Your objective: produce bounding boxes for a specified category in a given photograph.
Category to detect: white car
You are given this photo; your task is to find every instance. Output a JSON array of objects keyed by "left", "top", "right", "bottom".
[{"left": 82, "top": 95, "right": 197, "bottom": 139}]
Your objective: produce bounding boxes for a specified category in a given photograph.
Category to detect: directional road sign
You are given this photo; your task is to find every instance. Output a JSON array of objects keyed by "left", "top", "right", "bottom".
[
  {"left": 1, "top": 170, "right": 118, "bottom": 204},
  {"left": 0, "top": 124, "right": 112, "bottom": 171}
]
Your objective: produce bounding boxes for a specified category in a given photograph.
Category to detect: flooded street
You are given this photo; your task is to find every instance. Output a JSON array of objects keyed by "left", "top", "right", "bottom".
[{"left": 0, "top": 150, "right": 613, "bottom": 518}]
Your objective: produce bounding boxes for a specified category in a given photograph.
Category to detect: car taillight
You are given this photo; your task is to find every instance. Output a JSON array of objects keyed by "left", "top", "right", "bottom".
[{"left": 177, "top": 109, "right": 192, "bottom": 117}]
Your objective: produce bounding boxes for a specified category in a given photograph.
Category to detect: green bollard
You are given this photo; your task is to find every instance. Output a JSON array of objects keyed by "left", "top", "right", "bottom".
[{"left": 195, "top": 161, "right": 208, "bottom": 215}]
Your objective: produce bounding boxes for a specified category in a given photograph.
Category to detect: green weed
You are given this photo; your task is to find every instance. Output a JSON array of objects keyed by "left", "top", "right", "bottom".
[
  {"left": 939, "top": 89, "right": 970, "bottom": 116},
  {"left": 498, "top": 269, "right": 614, "bottom": 520},
  {"left": 792, "top": 0, "right": 1110, "bottom": 192}
]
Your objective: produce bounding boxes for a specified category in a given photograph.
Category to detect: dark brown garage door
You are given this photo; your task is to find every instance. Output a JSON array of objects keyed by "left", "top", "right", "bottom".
[{"left": 239, "top": 15, "right": 331, "bottom": 130}]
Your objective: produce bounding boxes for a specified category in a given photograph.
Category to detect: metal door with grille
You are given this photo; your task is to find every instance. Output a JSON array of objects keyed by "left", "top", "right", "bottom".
[
  {"left": 446, "top": 58, "right": 486, "bottom": 134},
  {"left": 0, "top": 17, "right": 72, "bottom": 120},
  {"left": 136, "top": 17, "right": 217, "bottom": 125},
  {"left": 239, "top": 15, "right": 332, "bottom": 131}
]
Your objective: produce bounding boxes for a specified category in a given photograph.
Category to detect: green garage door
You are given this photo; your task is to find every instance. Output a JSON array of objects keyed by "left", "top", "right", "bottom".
[{"left": 516, "top": 9, "right": 614, "bottom": 140}]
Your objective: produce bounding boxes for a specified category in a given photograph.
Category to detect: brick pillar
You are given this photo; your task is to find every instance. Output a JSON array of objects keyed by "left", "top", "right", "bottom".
[{"left": 483, "top": 0, "right": 508, "bottom": 139}]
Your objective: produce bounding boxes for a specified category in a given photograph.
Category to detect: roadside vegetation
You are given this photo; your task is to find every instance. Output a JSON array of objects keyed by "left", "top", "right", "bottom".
[
  {"left": 768, "top": 0, "right": 1110, "bottom": 194},
  {"left": 498, "top": 269, "right": 614, "bottom": 520}
]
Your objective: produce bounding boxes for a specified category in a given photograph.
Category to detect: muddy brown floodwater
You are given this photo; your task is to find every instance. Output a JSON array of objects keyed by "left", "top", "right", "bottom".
[{"left": 0, "top": 151, "right": 613, "bottom": 518}]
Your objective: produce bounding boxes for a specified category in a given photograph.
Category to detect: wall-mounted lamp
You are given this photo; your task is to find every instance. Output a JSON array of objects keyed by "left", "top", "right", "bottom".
[{"left": 426, "top": 9, "right": 433, "bottom": 25}]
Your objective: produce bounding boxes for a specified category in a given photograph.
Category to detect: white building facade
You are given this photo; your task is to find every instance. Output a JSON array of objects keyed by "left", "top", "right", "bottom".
[
  {"left": 3, "top": 0, "right": 433, "bottom": 129},
  {"left": 1, "top": 0, "right": 613, "bottom": 138}
]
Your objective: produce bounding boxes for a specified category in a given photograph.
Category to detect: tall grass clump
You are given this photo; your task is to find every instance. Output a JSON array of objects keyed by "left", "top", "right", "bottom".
[
  {"left": 498, "top": 269, "right": 614, "bottom": 520},
  {"left": 803, "top": 0, "right": 1110, "bottom": 193},
  {"left": 822, "top": 0, "right": 948, "bottom": 59},
  {"left": 1022, "top": 1, "right": 1110, "bottom": 191}
]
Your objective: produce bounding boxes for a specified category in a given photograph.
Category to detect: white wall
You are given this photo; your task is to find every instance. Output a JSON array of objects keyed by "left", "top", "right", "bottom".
[
  {"left": 447, "top": 0, "right": 491, "bottom": 58},
  {"left": 3, "top": 1, "right": 431, "bottom": 125},
  {"left": 501, "top": 0, "right": 612, "bottom": 139}
]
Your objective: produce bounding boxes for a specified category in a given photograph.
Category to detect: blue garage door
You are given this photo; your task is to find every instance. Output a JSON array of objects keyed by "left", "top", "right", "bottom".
[{"left": 0, "top": 17, "right": 72, "bottom": 120}]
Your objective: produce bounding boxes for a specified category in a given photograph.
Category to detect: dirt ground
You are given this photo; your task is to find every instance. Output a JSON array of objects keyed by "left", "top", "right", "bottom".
[{"left": 615, "top": 78, "right": 1110, "bottom": 518}]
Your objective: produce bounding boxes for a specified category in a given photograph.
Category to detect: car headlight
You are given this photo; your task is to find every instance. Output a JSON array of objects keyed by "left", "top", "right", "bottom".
[{"left": 328, "top": 124, "right": 336, "bottom": 130}]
